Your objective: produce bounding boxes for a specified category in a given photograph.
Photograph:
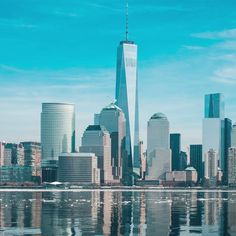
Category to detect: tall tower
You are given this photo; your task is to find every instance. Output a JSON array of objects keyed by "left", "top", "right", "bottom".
[{"left": 115, "top": 1, "right": 139, "bottom": 180}]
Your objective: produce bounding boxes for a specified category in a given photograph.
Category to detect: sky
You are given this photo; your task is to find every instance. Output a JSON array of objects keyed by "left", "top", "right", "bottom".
[{"left": 1, "top": 0, "right": 236, "bottom": 151}]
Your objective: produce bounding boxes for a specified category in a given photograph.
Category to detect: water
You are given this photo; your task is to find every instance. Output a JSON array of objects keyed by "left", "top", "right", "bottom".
[{"left": 0, "top": 190, "right": 236, "bottom": 235}]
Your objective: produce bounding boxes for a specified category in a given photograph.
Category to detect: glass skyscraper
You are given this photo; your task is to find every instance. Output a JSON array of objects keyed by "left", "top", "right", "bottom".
[
  {"left": 202, "top": 93, "right": 224, "bottom": 181},
  {"left": 170, "top": 133, "right": 181, "bottom": 171},
  {"left": 115, "top": 40, "right": 139, "bottom": 178},
  {"left": 41, "top": 103, "right": 76, "bottom": 182}
]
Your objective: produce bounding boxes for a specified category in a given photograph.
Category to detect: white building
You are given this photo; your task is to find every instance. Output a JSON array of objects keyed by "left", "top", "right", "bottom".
[
  {"left": 41, "top": 103, "right": 76, "bottom": 182},
  {"left": 0, "top": 142, "right": 5, "bottom": 166},
  {"left": 146, "top": 113, "right": 171, "bottom": 181}
]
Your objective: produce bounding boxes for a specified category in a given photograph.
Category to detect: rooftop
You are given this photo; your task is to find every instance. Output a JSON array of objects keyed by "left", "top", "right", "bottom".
[{"left": 150, "top": 113, "right": 167, "bottom": 120}]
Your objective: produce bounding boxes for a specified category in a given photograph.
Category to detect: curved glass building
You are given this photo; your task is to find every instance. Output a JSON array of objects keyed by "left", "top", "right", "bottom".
[{"left": 41, "top": 103, "right": 76, "bottom": 182}]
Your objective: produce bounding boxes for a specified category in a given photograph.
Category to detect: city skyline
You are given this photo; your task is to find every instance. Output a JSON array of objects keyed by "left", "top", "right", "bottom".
[{"left": 1, "top": 0, "right": 236, "bottom": 150}]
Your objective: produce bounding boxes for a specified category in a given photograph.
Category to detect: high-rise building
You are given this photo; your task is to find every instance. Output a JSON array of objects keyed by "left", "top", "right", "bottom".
[
  {"left": 140, "top": 140, "right": 146, "bottom": 180},
  {"left": 203, "top": 93, "right": 224, "bottom": 173},
  {"left": 228, "top": 147, "right": 236, "bottom": 187},
  {"left": 0, "top": 142, "right": 5, "bottom": 166},
  {"left": 41, "top": 103, "right": 76, "bottom": 182},
  {"left": 190, "top": 144, "right": 203, "bottom": 181},
  {"left": 21, "top": 142, "right": 41, "bottom": 179},
  {"left": 80, "top": 125, "right": 113, "bottom": 184},
  {"left": 115, "top": 6, "right": 139, "bottom": 179},
  {"left": 179, "top": 151, "right": 187, "bottom": 171},
  {"left": 231, "top": 123, "right": 236, "bottom": 147},
  {"left": 58, "top": 153, "right": 100, "bottom": 185},
  {"left": 146, "top": 113, "right": 171, "bottom": 181},
  {"left": 98, "top": 103, "right": 126, "bottom": 183},
  {"left": 223, "top": 118, "right": 232, "bottom": 183},
  {"left": 170, "top": 133, "right": 181, "bottom": 171},
  {"left": 204, "top": 149, "right": 218, "bottom": 187}
]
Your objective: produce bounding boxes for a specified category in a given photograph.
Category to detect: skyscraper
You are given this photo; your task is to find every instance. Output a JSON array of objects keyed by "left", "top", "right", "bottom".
[
  {"left": 115, "top": 3, "right": 139, "bottom": 179},
  {"left": 170, "top": 133, "right": 181, "bottom": 171},
  {"left": 231, "top": 123, "right": 236, "bottom": 147},
  {"left": 80, "top": 125, "right": 113, "bottom": 184},
  {"left": 204, "top": 149, "right": 218, "bottom": 187},
  {"left": 223, "top": 118, "right": 232, "bottom": 183},
  {"left": 41, "top": 103, "right": 76, "bottom": 182},
  {"left": 98, "top": 103, "right": 126, "bottom": 183},
  {"left": 190, "top": 144, "right": 203, "bottom": 181},
  {"left": 202, "top": 93, "right": 224, "bottom": 173},
  {"left": 0, "top": 142, "right": 5, "bottom": 166},
  {"left": 179, "top": 151, "right": 187, "bottom": 171},
  {"left": 146, "top": 113, "right": 171, "bottom": 180}
]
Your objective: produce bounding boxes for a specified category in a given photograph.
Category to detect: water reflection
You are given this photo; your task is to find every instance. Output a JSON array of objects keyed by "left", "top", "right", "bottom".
[{"left": 0, "top": 191, "right": 236, "bottom": 235}]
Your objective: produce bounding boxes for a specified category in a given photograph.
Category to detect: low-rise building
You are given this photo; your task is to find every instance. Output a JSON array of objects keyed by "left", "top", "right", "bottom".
[{"left": 58, "top": 153, "right": 100, "bottom": 185}]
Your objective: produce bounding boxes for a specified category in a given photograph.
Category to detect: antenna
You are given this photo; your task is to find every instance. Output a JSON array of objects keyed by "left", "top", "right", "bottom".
[{"left": 125, "top": 0, "right": 129, "bottom": 41}]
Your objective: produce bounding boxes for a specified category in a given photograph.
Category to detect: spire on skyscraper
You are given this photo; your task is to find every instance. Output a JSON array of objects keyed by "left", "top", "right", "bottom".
[{"left": 125, "top": 0, "right": 129, "bottom": 41}]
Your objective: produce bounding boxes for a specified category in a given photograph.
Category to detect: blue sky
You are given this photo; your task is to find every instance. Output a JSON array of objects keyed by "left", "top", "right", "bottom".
[{"left": 1, "top": 0, "right": 236, "bottom": 150}]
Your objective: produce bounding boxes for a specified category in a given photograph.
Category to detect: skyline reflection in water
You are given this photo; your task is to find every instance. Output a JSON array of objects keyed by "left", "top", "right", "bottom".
[{"left": 0, "top": 191, "right": 236, "bottom": 235}]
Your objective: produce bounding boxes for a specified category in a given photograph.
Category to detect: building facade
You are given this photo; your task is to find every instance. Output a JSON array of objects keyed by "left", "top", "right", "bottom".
[
  {"left": 115, "top": 40, "right": 139, "bottom": 179},
  {"left": 0, "top": 142, "right": 5, "bottom": 166},
  {"left": 146, "top": 113, "right": 171, "bottom": 181},
  {"left": 41, "top": 103, "right": 76, "bottom": 182},
  {"left": 170, "top": 133, "right": 181, "bottom": 171},
  {"left": 203, "top": 93, "right": 224, "bottom": 175},
  {"left": 190, "top": 144, "right": 203, "bottom": 181},
  {"left": 80, "top": 125, "right": 113, "bottom": 184},
  {"left": 204, "top": 149, "right": 218, "bottom": 187},
  {"left": 231, "top": 123, "right": 236, "bottom": 147},
  {"left": 228, "top": 147, "right": 236, "bottom": 187},
  {"left": 179, "top": 151, "right": 187, "bottom": 171},
  {"left": 58, "top": 153, "right": 100, "bottom": 185},
  {"left": 98, "top": 103, "right": 126, "bottom": 183}
]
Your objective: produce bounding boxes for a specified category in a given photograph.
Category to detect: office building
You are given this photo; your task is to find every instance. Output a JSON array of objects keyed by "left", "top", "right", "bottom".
[
  {"left": 204, "top": 149, "right": 218, "bottom": 187},
  {"left": 0, "top": 142, "right": 5, "bottom": 166},
  {"left": 190, "top": 144, "right": 203, "bottom": 181},
  {"left": 140, "top": 141, "right": 146, "bottom": 180},
  {"left": 170, "top": 133, "right": 181, "bottom": 171},
  {"left": 179, "top": 151, "right": 187, "bottom": 171},
  {"left": 80, "top": 125, "right": 113, "bottom": 184},
  {"left": 228, "top": 147, "right": 236, "bottom": 187},
  {"left": 21, "top": 142, "right": 41, "bottom": 179},
  {"left": 203, "top": 93, "right": 224, "bottom": 173},
  {"left": 41, "top": 103, "right": 76, "bottom": 182},
  {"left": 146, "top": 113, "right": 171, "bottom": 181},
  {"left": 4, "top": 143, "right": 24, "bottom": 166},
  {"left": 223, "top": 118, "right": 232, "bottom": 183},
  {"left": 98, "top": 103, "right": 126, "bottom": 183},
  {"left": 231, "top": 123, "right": 236, "bottom": 147},
  {"left": 115, "top": 22, "right": 139, "bottom": 178},
  {"left": 58, "top": 153, "right": 100, "bottom": 185}
]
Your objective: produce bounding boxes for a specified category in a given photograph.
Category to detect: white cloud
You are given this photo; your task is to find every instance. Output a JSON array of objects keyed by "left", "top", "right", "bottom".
[{"left": 192, "top": 28, "right": 236, "bottom": 39}]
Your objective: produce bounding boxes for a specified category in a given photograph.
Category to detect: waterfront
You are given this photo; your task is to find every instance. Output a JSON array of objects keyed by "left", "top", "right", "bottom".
[{"left": 0, "top": 190, "right": 236, "bottom": 235}]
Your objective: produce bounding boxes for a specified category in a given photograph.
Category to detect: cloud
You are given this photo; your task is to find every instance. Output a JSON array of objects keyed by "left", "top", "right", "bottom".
[
  {"left": 182, "top": 45, "right": 205, "bottom": 51},
  {"left": 192, "top": 28, "right": 236, "bottom": 39},
  {"left": 212, "top": 66, "right": 236, "bottom": 84}
]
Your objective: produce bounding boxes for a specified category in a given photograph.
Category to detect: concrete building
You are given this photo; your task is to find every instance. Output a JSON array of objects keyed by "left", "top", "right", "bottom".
[
  {"left": 202, "top": 93, "right": 224, "bottom": 176},
  {"left": 41, "top": 103, "right": 76, "bottom": 182},
  {"left": 170, "top": 133, "right": 181, "bottom": 171},
  {"left": 98, "top": 103, "right": 126, "bottom": 183},
  {"left": 21, "top": 142, "right": 41, "bottom": 179},
  {"left": 4, "top": 143, "right": 24, "bottom": 166},
  {"left": 146, "top": 113, "right": 171, "bottom": 181},
  {"left": 58, "top": 153, "right": 100, "bottom": 185},
  {"left": 204, "top": 149, "right": 218, "bottom": 187},
  {"left": 80, "top": 125, "right": 113, "bottom": 184},
  {"left": 228, "top": 147, "right": 236, "bottom": 187},
  {"left": 190, "top": 144, "right": 203, "bottom": 182},
  {"left": 0, "top": 142, "right": 5, "bottom": 166}
]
